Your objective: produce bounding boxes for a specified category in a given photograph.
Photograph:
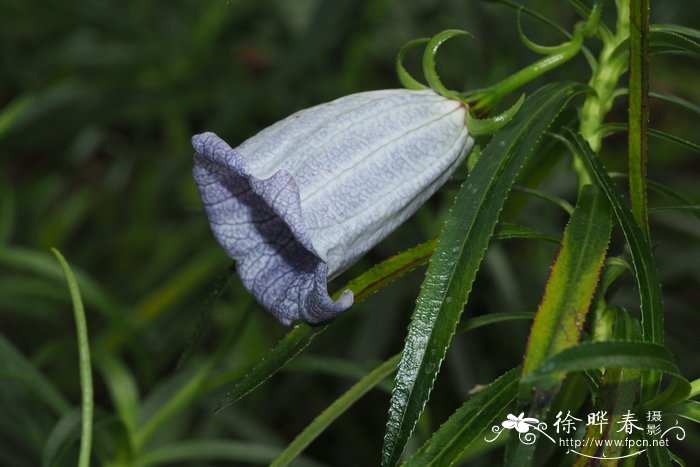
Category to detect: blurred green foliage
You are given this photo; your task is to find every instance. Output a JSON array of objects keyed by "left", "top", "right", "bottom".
[{"left": 1, "top": 0, "right": 699, "bottom": 466}]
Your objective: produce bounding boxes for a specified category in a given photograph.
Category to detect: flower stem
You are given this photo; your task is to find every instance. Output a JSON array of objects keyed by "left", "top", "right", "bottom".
[{"left": 468, "top": 24, "right": 585, "bottom": 112}]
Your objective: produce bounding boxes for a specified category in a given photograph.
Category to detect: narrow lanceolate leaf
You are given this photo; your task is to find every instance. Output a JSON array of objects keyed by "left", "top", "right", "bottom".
[
  {"left": 573, "top": 306, "right": 641, "bottom": 466},
  {"left": 508, "top": 185, "right": 611, "bottom": 467},
  {"left": 522, "top": 185, "right": 611, "bottom": 384},
  {"left": 569, "top": 130, "right": 665, "bottom": 401},
  {"left": 404, "top": 367, "right": 520, "bottom": 467},
  {"left": 668, "top": 400, "right": 700, "bottom": 424},
  {"left": 628, "top": 0, "right": 650, "bottom": 238},
  {"left": 272, "top": 313, "right": 531, "bottom": 467},
  {"left": 494, "top": 222, "right": 560, "bottom": 243},
  {"left": 382, "top": 82, "right": 585, "bottom": 466},
  {"left": 340, "top": 239, "right": 435, "bottom": 303},
  {"left": 601, "top": 123, "right": 700, "bottom": 155},
  {"left": 649, "top": 24, "right": 700, "bottom": 58},
  {"left": 521, "top": 341, "right": 690, "bottom": 409},
  {"left": 216, "top": 240, "right": 438, "bottom": 411}
]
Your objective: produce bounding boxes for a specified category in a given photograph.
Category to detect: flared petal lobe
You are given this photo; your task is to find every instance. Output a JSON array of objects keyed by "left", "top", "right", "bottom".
[{"left": 193, "top": 89, "right": 473, "bottom": 325}]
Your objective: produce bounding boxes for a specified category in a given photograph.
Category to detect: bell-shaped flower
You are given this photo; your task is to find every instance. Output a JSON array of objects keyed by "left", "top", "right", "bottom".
[{"left": 192, "top": 89, "right": 473, "bottom": 325}]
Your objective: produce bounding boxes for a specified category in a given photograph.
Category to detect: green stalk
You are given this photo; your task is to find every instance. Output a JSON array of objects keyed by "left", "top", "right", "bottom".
[
  {"left": 577, "top": 0, "right": 630, "bottom": 187},
  {"left": 468, "top": 25, "right": 584, "bottom": 111},
  {"left": 628, "top": 0, "right": 651, "bottom": 239},
  {"left": 52, "top": 249, "right": 94, "bottom": 467}
]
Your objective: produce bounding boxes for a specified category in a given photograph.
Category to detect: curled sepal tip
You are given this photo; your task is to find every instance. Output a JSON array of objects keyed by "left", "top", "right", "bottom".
[
  {"left": 517, "top": 8, "right": 575, "bottom": 55},
  {"left": 466, "top": 94, "right": 525, "bottom": 136},
  {"left": 396, "top": 38, "right": 430, "bottom": 90},
  {"left": 422, "top": 29, "right": 471, "bottom": 99}
]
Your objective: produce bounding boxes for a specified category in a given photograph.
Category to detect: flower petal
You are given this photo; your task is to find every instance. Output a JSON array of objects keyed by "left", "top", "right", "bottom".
[
  {"left": 193, "top": 132, "right": 353, "bottom": 325},
  {"left": 193, "top": 89, "right": 473, "bottom": 325}
]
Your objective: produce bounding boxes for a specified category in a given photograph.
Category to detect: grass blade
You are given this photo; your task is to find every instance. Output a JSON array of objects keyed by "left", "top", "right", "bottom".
[
  {"left": 51, "top": 248, "right": 93, "bottom": 467},
  {"left": 382, "top": 82, "right": 585, "bottom": 466}
]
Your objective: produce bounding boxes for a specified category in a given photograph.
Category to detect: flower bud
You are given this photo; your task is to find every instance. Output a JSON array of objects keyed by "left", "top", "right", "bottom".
[{"left": 193, "top": 89, "right": 473, "bottom": 325}]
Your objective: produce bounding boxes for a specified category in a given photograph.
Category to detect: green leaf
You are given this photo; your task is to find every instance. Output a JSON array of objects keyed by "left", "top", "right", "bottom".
[
  {"left": 668, "top": 400, "right": 700, "bottom": 424},
  {"left": 521, "top": 341, "right": 690, "bottom": 409},
  {"left": 650, "top": 92, "right": 700, "bottom": 117},
  {"left": 494, "top": 222, "right": 560, "bottom": 243},
  {"left": 689, "top": 378, "right": 700, "bottom": 399},
  {"left": 650, "top": 24, "right": 700, "bottom": 57},
  {"left": 133, "top": 440, "right": 320, "bottom": 467},
  {"left": 341, "top": 239, "right": 435, "bottom": 303},
  {"left": 382, "top": 82, "right": 585, "bottom": 466},
  {"left": 522, "top": 185, "right": 611, "bottom": 382},
  {"left": 569, "top": 130, "right": 665, "bottom": 401},
  {"left": 512, "top": 185, "right": 574, "bottom": 214},
  {"left": 93, "top": 349, "right": 140, "bottom": 452},
  {"left": 404, "top": 367, "right": 520, "bottom": 467},
  {"left": 649, "top": 204, "right": 700, "bottom": 213},
  {"left": 600, "top": 123, "right": 700, "bottom": 155},
  {"left": 0, "top": 94, "right": 32, "bottom": 139},
  {"left": 215, "top": 240, "right": 438, "bottom": 412},
  {"left": 271, "top": 312, "right": 531, "bottom": 467},
  {"left": 455, "top": 311, "right": 534, "bottom": 334},
  {"left": 42, "top": 409, "right": 113, "bottom": 467},
  {"left": 508, "top": 185, "right": 611, "bottom": 467},
  {"left": 0, "top": 334, "right": 69, "bottom": 416},
  {"left": 52, "top": 248, "right": 93, "bottom": 467},
  {"left": 42, "top": 409, "right": 82, "bottom": 467},
  {"left": 610, "top": 171, "right": 700, "bottom": 223}
]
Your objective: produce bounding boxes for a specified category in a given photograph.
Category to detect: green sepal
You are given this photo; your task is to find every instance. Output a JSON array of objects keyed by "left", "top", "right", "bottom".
[
  {"left": 466, "top": 94, "right": 525, "bottom": 136},
  {"left": 396, "top": 38, "right": 430, "bottom": 90},
  {"left": 422, "top": 29, "right": 470, "bottom": 100}
]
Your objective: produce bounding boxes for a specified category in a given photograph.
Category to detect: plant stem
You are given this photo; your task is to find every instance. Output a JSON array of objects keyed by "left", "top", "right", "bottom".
[
  {"left": 577, "top": 1, "right": 630, "bottom": 188},
  {"left": 469, "top": 26, "right": 584, "bottom": 111},
  {"left": 628, "top": 0, "right": 651, "bottom": 239},
  {"left": 53, "top": 249, "right": 94, "bottom": 467}
]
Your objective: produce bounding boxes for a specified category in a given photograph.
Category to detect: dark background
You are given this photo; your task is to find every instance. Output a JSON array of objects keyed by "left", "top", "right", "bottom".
[{"left": 1, "top": 0, "right": 699, "bottom": 465}]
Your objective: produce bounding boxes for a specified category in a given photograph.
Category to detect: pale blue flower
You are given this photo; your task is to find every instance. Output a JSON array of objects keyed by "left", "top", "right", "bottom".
[{"left": 193, "top": 89, "right": 473, "bottom": 325}]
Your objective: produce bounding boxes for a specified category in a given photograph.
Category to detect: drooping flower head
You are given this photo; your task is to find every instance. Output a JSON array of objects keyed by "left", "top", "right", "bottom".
[
  {"left": 192, "top": 29, "right": 524, "bottom": 325},
  {"left": 193, "top": 89, "right": 473, "bottom": 325}
]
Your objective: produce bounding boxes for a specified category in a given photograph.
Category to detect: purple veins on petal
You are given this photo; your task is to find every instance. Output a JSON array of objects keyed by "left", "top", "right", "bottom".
[{"left": 192, "top": 89, "right": 473, "bottom": 325}]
